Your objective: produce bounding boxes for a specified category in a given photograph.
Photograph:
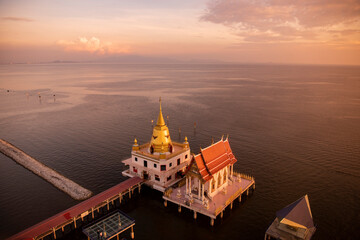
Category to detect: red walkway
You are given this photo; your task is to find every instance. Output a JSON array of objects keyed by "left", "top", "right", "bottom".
[{"left": 8, "top": 177, "right": 143, "bottom": 240}]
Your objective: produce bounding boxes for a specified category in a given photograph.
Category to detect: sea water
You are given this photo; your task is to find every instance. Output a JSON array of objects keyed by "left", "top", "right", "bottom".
[{"left": 0, "top": 63, "right": 359, "bottom": 239}]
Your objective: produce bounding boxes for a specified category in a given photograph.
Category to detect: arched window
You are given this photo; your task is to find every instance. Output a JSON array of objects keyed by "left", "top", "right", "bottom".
[
  {"left": 218, "top": 173, "right": 222, "bottom": 187},
  {"left": 211, "top": 179, "right": 215, "bottom": 193},
  {"left": 223, "top": 170, "right": 227, "bottom": 183}
]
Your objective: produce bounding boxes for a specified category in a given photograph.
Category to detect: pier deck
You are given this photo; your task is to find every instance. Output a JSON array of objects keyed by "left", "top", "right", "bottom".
[
  {"left": 8, "top": 177, "right": 143, "bottom": 240},
  {"left": 164, "top": 175, "right": 255, "bottom": 222}
]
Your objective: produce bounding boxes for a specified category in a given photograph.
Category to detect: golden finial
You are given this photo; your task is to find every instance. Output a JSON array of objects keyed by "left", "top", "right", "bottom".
[
  {"left": 226, "top": 134, "right": 229, "bottom": 140},
  {"left": 132, "top": 138, "right": 139, "bottom": 151},
  {"left": 184, "top": 136, "right": 188, "bottom": 142},
  {"left": 221, "top": 134, "right": 224, "bottom": 141},
  {"left": 156, "top": 97, "right": 165, "bottom": 126},
  {"left": 211, "top": 136, "right": 214, "bottom": 144}
]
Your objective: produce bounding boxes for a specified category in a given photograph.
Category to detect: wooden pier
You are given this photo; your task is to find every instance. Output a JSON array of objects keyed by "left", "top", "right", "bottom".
[
  {"left": 163, "top": 173, "right": 255, "bottom": 226},
  {"left": 7, "top": 177, "right": 144, "bottom": 240}
]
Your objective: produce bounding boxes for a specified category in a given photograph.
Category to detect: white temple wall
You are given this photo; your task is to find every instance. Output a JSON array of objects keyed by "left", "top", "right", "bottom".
[{"left": 208, "top": 167, "right": 229, "bottom": 197}]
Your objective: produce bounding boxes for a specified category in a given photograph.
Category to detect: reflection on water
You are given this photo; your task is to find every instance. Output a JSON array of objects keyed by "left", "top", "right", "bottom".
[{"left": 0, "top": 63, "right": 360, "bottom": 239}]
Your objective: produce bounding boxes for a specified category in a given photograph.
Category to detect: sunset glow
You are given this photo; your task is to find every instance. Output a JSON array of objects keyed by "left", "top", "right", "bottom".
[{"left": 1, "top": 0, "right": 359, "bottom": 65}]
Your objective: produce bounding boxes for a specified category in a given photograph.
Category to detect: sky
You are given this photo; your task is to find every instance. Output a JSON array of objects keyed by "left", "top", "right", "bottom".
[{"left": 0, "top": 0, "right": 359, "bottom": 65}]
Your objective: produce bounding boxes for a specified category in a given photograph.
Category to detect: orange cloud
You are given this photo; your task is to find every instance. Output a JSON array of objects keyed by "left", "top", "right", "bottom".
[
  {"left": 1, "top": 16, "right": 34, "bottom": 22},
  {"left": 57, "top": 37, "right": 130, "bottom": 54},
  {"left": 201, "top": 0, "right": 360, "bottom": 43}
]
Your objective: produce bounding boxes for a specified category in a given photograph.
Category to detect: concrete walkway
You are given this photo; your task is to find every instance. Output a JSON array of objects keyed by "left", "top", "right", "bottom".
[{"left": 0, "top": 139, "right": 92, "bottom": 200}]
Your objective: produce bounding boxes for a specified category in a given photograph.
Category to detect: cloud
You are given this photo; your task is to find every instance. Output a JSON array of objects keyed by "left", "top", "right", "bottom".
[
  {"left": 57, "top": 37, "right": 130, "bottom": 54},
  {"left": 201, "top": 0, "right": 360, "bottom": 43},
  {"left": 2, "top": 17, "right": 34, "bottom": 22}
]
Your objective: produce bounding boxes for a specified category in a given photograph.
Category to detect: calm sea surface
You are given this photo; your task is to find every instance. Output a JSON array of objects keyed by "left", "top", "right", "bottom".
[{"left": 0, "top": 63, "right": 359, "bottom": 239}]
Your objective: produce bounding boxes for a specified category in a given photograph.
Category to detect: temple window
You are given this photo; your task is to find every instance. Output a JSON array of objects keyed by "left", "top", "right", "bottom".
[
  {"left": 224, "top": 170, "right": 227, "bottom": 182},
  {"left": 155, "top": 175, "right": 160, "bottom": 181},
  {"left": 135, "top": 157, "right": 138, "bottom": 162},
  {"left": 154, "top": 163, "right": 157, "bottom": 168},
  {"left": 144, "top": 160, "right": 147, "bottom": 167},
  {"left": 133, "top": 167, "right": 137, "bottom": 173},
  {"left": 177, "top": 158, "right": 180, "bottom": 165},
  {"left": 161, "top": 165, "right": 166, "bottom": 171},
  {"left": 185, "top": 154, "right": 188, "bottom": 159},
  {"left": 167, "top": 175, "right": 172, "bottom": 181},
  {"left": 169, "top": 162, "right": 172, "bottom": 167},
  {"left": 211, "top": 179, "right": 216, "bottom": 192}
]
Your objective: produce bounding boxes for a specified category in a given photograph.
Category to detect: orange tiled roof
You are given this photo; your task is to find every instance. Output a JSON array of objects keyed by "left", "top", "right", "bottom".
[{"left": 194, "top": 138, "right": 237, "bottom": 182}]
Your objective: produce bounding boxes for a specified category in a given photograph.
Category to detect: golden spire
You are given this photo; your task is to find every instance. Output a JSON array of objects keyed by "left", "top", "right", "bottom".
[
  {"left": 157, "top": 97, "right": 166, "bottom": 126},
  {"left": 150, "top": 97, "right": 172, "bottom": 153}
]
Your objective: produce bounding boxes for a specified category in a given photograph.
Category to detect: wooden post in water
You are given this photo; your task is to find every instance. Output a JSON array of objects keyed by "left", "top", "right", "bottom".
[
  {"left": 53, "top": 227, "right": 56, "bottom": 239},
  {"left": 178, "top": 205, "right": 181, "bottom": 213},
  {"left": 230, "top": 201, "right": 233, "bottom": 210},
  {"left": 220, "top": 211, "right": 223, "bottom": 218},
  {"left": 92, "top": 207, "right": 94, "bottom": 218},
  {"left": 73, "top": 217, "right": 77, "bottom": 228},
  {"left": 193, "top": 211, "right": 197, "bottom": 219},
  {"left": 164, "top": 200, "right": 167, "bottom": 207},
  {"left": 107, "top": 200, "right": 109, "bottom": 211},
  {"left": 131, "top": 226, "right": 135, "bottom": 239},
  {"left": 210, "top": 218, "right": 214, "bottom": 226},
  {"left": 239, "top": 194, "right": 242, "bottom": 202}
]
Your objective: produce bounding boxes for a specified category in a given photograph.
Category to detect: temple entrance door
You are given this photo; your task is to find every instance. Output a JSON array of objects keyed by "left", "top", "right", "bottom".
[{"left": 142, "top": 171, "right": 149, "bottom": 180}]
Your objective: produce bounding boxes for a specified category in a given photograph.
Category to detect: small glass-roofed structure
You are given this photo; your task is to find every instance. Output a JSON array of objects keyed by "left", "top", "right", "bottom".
[
  {"left": 265, "top": 194, "right": 316, "bottom": 240},
  {"left": 83, "top": 210, "right": 135, "bottom": 240}
]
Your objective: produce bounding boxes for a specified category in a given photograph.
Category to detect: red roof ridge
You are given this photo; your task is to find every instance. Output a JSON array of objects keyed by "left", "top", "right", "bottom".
[
  {"left": 200, "top": 139, "right": 223, "bottom": 152},
  {"left": 199, "top": 151, "right": 212, "bottom": 178}
]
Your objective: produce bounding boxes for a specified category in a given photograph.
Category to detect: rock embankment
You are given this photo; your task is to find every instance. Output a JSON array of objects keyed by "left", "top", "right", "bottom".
[{"left": 0, "top": 139, "right": 92, "bottom": 200}]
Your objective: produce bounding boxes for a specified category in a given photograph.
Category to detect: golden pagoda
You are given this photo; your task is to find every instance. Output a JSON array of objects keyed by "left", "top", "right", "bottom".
[
  {"left": 122, "top": 98, "right": 192, "bottom": 192},
  {"left": 150, "top": 98, "right": 172, "bottom": 153}
]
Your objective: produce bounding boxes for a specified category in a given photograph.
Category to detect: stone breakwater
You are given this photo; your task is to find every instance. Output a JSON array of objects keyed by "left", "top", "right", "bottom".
[{"left": 0, "top": 139, "right": 92, "bottom": 200}]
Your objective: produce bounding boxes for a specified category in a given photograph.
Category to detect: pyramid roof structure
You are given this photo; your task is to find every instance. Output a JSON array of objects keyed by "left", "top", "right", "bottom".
[{"left": 276, "top": 194, "right": 314, "bottom": 229}]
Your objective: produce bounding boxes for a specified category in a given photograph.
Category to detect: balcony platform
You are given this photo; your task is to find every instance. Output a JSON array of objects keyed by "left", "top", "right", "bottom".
[{"left": 163, "top": 174, "right": 255, "bottom": 225}]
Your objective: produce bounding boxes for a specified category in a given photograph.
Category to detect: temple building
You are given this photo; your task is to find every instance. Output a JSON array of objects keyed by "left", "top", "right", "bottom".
[
  {"left": 184, "top": 137, "right": 237, "bottom": 203},
  {"left": 163, "top": 137, "right": 255, "bottom": 226},
  {"left": 122, "top": 99, "right": 191, "bottom": 192}
]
